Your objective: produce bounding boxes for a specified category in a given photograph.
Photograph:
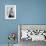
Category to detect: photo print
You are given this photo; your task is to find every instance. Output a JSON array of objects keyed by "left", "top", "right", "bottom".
[{"left": 5, "top": 5, "right": 16, "bottom": 19}]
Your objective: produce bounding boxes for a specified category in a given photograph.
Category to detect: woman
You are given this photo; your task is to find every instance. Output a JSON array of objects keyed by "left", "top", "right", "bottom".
[{"left": 8, "top": 8, "right": 14, "bottom": 18}]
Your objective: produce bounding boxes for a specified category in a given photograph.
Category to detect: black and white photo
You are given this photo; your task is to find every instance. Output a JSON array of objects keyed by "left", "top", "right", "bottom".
[{"left": 5, "top": 5, "right": 16, "bottom": 19}]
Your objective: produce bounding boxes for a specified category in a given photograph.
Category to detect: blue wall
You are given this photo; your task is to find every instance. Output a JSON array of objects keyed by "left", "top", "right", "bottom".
[{"left": 0, "top": 0, "right": 46, "bottom": 44}]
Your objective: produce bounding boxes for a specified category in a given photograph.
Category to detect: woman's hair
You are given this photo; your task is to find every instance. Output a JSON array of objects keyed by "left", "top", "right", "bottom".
[{"left": 10, "top": 8, "right": 13, "bottom": 10}]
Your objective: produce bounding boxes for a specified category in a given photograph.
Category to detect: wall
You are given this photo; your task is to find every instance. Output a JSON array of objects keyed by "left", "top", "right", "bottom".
[{"left": 0, "top": 0, "right": 46, "bottom": 44}]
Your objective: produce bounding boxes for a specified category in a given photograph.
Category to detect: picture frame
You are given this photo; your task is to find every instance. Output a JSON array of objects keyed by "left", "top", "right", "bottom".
[{"left": 5, "top": 5, "right": 16, "bottom": 19}]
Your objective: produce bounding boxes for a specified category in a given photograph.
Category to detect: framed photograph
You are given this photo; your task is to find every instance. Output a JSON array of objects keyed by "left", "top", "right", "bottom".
[{"left": 5, "top": 5, "right": 16, "bottom": 19}]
